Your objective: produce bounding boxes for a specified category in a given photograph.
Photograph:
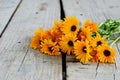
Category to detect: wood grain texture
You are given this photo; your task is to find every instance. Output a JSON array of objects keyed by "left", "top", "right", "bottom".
[
  {"left": 67, "top": 63, "right": 97, "bottom": 80},
  {"left": 115, "top": 43, "right": 120, "bottom": 80},
  {"left": 0, "top": 0, "right": 21, "bottom": 37},
  {"left": 62, "top": 0, "right": 120, "bottom": 80},
  {"left": 62, "top": 0, "right": 120, "bottom": 22},
  {"left": 0, "top": 0, "right": 62, "bottom": 80}
]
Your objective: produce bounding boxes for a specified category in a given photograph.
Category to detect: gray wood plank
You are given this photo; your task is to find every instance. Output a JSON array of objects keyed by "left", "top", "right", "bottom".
[
  {"left": 95, "top": 63, "right": 115, "bottom": 80},
  {"left": 0, "top": 0, "right": 62, "bottom": 80},
  {"left": 115, "top": 43, "right": 120, "bottom": 80},
  {"left": 62, "top": 0, "right": 120, "bottom": 80},
  {"left": 0, "top": 0, "right": 21, "bottom": 37},
  {"left": 62, "top": 0, "right": 120, "bottom": 22},
  {"left": 67, "top": 63, "right": 97, "bottom": 80}
]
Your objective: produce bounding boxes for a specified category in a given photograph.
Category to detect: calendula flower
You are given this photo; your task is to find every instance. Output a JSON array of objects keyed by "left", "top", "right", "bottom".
[
  {"left": 51, "top": 20, "right": 63, "bottom": 42},
  {"left": 52, "top": 30, "right": 62, "bottom": 42},
  {"left": 61, "top": 16, "right": 79, "bottom": 35},
  {"left": 52, "top": 20, "right": 63, "bottom": 31},
  {"left": 30, "top": 35, "right": 42, "bottom": 50},
  {"left": 59, "top": 34, "right": 77, "bottom": 55},
  {"left": 97, "top": 44, "right": 116, "bottom": 63},
  {"left": 41, "top": 39, "right": 60, "bottom": 56},
  {"left": 34, "top": 27, "right": 43, "bottom": 37},
  {"left": 74, "top": 40, "right": 92, "bottom": 64},
  {"left": 77, "top": 27, "right": 92, "bottom": 41},
  {"left": 89, "top": 48, "right": 99, "bottom": 63},
  {"left": 90, "top": 33, "right": 107, "bottom": 48},
  {"left": 83, "top": 19, "right": 98, "bottom": 32},
  {"left": 42, "top": 29, "right": 52, "bottom": 40}
]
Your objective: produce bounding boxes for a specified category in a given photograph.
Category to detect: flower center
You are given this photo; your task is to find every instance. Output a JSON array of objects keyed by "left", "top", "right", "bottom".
[
  {"left": 104, "top": 50, "right": 110, "bottom": 57},
  {"left": 97, "top": 41, "right": 102, "bottom": 46},
  {"left": 82, "top": 46, "right": 87, "bottom": 53},
  {"left": 90, "top": 50, "right": 97, "bottom": 56},
  {"left": 48, "top": 46, "right": 53, "bottom": 52},
  {"left": 68, "top": 40, "right": 74, "bottom": 46},
  {"left": 71, "top": 25, "right": 77, "bottom": 31},
  {"left": 39, "top": 40, "right": 41, "bottom": 44}
]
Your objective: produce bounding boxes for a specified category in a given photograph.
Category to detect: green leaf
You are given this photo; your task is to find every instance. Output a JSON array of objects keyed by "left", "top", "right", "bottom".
[{"left": 98, "top": 18, "right": 120, "bottom": 46}]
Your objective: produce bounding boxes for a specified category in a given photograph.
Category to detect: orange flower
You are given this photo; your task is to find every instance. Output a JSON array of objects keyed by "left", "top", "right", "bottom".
[
  {"left": 51, "top": 20, "right": 63, "bottom": 42},
  {"left": 97, "top": 44, "right": 116, "bottom": 63},
  {"left": 41, "top": 39, "right": 60, "bottom": 56},
  {"left": 42, "top": 29, "right": 52, "bottom": 40},
  {"left": 34, "top": 27, "right": 43, "bottom": 37},
  {"left": 52, "top": 20, "right": 63, "bottom": 31},
  {"left": 77, "top": 27, "right": 92, "bottom": 41},
  {"left": 30, "top": 35, "right": 42, "bottom": 50},
  {"left": 61, "top": 16, "right": 80, "bottom": 35},
  {"left": 74, "top": 40, "right": 92, "bottom": 64},
  {"left": 83, "top": 19, "right": 98, "bottom": 32},
  {"left": 89, "top": 32, "right": 107, "bottom": 48},
  {"left": 52, "top": 30, "right": 62, "bottom": 42},
  {"left": 89, "top": 48, "right": 99, "bottom": 63},
  {"left": 59, "top": 33, "right": 77, "bottom": 55}
]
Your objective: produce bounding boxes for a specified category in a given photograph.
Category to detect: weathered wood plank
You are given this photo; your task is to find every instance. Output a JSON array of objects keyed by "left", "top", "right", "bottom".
[
  {"left": 0, "top": 0, "right": 62, "bottom": 80},
  {"left": 115, "top": 43, "right": 120, "bottom": 80},
  {"left": 62, "top": 0, "right": 107, "bottom": 23},
  {"left": 62, "top": 0, "right": 120, "bottom": 80},
  {"left": 0, "top": 0, "right": 21, "bottom": 37},
  {"left": 95, "top": 63, "right": 115, "bottom": 80},
  {"left": 63, "top": 0, "right": 120, "bottom": 22},
  {"left": 92, "top": 0, "right": 120, "bottom": 19},
  {"left": 67, "top": 63, "right": 97, "bottom": 80}
]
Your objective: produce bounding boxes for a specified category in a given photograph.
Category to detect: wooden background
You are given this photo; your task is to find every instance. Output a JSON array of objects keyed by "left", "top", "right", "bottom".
[{"left": 0, "top": 0, "right": 120, "bottom": 80}]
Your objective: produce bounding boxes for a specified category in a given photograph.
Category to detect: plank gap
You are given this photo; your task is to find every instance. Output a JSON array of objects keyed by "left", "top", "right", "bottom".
[
  {"left": 61, "top": 52, "right": 66, "bottom": 80},
  {"left": 95, "top": 63, "right": 99, "bottom": 77},
  {"left": 17, "top": 47, "right": 29, "bottom": 72},
  {"left": 60, "top": 0, "right": 65, "bottom": 19},
  {"left": 0, "top": 0, "right": 23, "bottom": 38},
  {"left": 59, "top": 0, "right": 66, "bottom": 80}
]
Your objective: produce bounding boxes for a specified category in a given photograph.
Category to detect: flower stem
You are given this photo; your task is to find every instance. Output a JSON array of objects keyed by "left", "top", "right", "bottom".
[
  {"left": 112, "top": 31, "right": 120, "bottom": 35},
  {"left": 110, "top": 36, "right": 120, "bottom": 47}
]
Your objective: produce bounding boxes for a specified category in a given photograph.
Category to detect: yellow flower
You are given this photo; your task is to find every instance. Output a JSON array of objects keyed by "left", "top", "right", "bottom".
[
  {"left": 90, "top": 33, "right": 107, "bottom": 48},
  {"left": 42, "top": 29, "right": 52, "bottom": 40},
  {"left": 51, "top": 20, "right": 63, "bottom": 42},
  {"left": 59, "top": 34, "right": 77, "bottom": 55},
  {"left": 41, "top": 39, "right": 60, "bottom": 56},
  {"left": 30, "top": 35, "right": 42, "bottom": 50},
  {"left": 74, "top": 40, "right": 92, "bottom": 64},
  {"left": 77, "top": 27, "right": 92, "bottom": 41},
  {"left": 34, "top": 27, "right": 43, "bottom": 37},
  {"left": 89, "top": 48, "right": 99, "bottom": 63},
  {"left": 52, "top": 30, "right": 62, "bottom": 42},
  {"left": 52, "top": 20, "right": 63, "bottom": 31},
  {"left": 61, "top": 16, "right": 79, "bottom": 35},
  {"left": 97, "top": 44, "right": 116, "bottom": 63},
  {"left": 83, "top": 19, "right": 98, "bottom": 32}
]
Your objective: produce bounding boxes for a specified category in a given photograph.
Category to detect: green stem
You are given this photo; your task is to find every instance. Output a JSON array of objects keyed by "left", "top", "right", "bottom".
[
  {"left": 110, "top": 36, "right": 120, "bottom": 47},
  {"left": 112, "top": 31, "right": 120, "bottom": 35}
]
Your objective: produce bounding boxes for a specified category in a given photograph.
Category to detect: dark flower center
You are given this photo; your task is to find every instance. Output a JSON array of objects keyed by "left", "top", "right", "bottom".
[
  {"left": 39, "top": 40, "right": 41, "bottom": 44},
  {"left": 82, "top": 46, "right": 87, "bottom": 53},
  {"left": 104, "top": 50, "right": 110, "bottom": 57},
  {"left": 71, "top": 25, "right": 77, "bottom": 31},
  {"left": 68, "top": 40, "right": 74, "bottom": 46},
  {"left": 97, "top": 41, "right": 102, "bottom": 46},
  {"left": 48, "top": 46, "right": 53, "bottom": 52}
]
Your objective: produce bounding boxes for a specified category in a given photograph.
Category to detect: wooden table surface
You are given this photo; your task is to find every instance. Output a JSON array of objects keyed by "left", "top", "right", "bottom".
[{"left": 0, "top": 0, "right": 120, "bottom": 80}]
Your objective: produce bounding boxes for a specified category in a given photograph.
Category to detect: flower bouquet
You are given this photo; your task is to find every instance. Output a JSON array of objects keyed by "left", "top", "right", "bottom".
[{"left": 30, "top": 16, "right": 120, "bottom": 64}]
